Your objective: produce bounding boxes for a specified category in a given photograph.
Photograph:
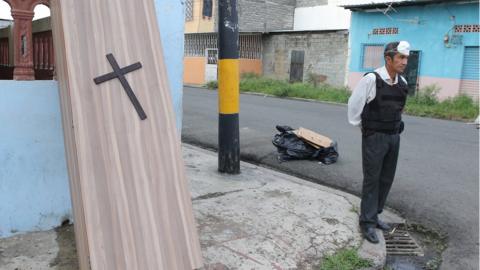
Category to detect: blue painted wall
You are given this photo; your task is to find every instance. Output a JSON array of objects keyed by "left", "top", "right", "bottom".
[
  {"left": 0, "top": 2, "right": 185, "bottom": 238},
  {"left": 349, "top": 2, "right": 479, "bottom": 79},
  {"left": 0, "top": 81, "right": 71, "bottom": 237},
  {"left": 155, "top": 0, "right": 185, "bottom": 132}
]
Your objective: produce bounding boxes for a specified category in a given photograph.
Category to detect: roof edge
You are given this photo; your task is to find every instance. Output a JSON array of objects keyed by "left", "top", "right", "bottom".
[{"left": 340, "top": 0, "right": 478, "bottom": 10}]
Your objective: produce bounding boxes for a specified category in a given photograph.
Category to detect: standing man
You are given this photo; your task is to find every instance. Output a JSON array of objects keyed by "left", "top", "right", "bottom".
[{"left": 348, "top": 41, "right": 410, "bottom": 243}]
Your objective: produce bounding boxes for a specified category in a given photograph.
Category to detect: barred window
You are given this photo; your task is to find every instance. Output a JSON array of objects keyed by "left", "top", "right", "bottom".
[
  {"left": 185, "top": 0, "right": 194, "bottom": 22},
  {"left": 184, "top": 33, "right": 217, "bottom": 57},
  {"left": 239, "top": 34, "right": 262, "bottom": 59},
  {"left": 454, "top": 24, "right": 480, "bottom": 33},
  {"left": 372, "top": 27, "right": 398, "bottom": 35},
  {"left": 362, "top": 45, "right": 384, "bottom": 70},
  {"left": 185, "top": 33, "right": 262, "bottom": 59}
]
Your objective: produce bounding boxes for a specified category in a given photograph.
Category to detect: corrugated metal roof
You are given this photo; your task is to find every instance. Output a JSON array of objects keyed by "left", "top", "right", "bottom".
[
  {"left": 0, "top": 19, "right": 12, "bottom": 30},
  {"left": 339, "top": 0, "right": 472, "bottom": 9}
]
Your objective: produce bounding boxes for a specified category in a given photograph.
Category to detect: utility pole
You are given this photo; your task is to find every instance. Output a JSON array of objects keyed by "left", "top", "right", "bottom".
[{"left": 218, "top": 0, "right": 240, "bottom": 174}]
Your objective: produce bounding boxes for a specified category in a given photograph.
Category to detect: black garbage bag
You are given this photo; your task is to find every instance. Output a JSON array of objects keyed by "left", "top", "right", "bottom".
[{"left": 272, "top": 125, "right": 338, "bottom": 164}]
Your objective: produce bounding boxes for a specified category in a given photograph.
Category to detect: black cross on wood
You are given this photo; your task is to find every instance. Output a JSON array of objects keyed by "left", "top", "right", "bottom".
[{"left": 94, "top": 53, "right": 147, "bottom": 120}]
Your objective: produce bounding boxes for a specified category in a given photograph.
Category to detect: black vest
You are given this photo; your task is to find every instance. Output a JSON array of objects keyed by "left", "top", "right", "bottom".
[{"left": 361, "top": 72, "right": 408, "bottom": 133}]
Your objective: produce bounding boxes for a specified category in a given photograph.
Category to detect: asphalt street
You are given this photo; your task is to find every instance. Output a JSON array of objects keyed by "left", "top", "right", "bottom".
[{"left": 182, "top": 86, "right": 479, "bottom": 270}]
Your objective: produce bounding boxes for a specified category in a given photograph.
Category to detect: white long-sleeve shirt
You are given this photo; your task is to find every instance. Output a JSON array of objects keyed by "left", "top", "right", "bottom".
[{"left": 347, "top": 66, "right": 407, "bottom": 127}]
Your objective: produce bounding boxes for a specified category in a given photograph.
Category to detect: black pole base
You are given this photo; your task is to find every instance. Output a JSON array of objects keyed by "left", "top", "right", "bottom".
[{"left": 218, "top": 113, "right": 240, "bottom": 174}]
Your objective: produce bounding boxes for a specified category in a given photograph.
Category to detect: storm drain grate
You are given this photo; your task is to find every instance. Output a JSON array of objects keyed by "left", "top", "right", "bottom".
[{"left": 383, "top": 226, "right": 424, "bottom": 256}]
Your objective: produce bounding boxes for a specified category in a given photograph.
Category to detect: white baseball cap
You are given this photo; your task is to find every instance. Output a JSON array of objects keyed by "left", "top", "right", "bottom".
[
  {"left": 385, "top": 41, "right": 411, "bottom": 56},
  {"left": 397, "top": 41, "right": 410, "bottom": 56}
]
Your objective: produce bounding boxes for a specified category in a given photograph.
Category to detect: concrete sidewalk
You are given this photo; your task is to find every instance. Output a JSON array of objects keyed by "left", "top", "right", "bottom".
[{"left": 0, "top": 144, "right": 401, "bottom": 270}]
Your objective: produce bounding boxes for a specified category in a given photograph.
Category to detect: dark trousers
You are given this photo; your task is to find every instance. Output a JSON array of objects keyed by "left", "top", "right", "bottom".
[{"left": 360, "top": 132, "right": 400, "bottom": 229}]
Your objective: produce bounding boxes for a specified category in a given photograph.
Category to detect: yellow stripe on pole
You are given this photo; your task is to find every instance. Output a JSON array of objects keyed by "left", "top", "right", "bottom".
[{"left": 218, "top": 59, "right": 239, "bottom": 114}]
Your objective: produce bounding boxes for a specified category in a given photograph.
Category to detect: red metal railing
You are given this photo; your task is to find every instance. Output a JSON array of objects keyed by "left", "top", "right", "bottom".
[
  {"left": 0, "top": 38, "right": 8, "bottom": 66},
  {"left": 33, "top": 31, "right": 54, "bottom": 70},
  {"left": 33, "top": 31, "right": 55, "bottom": 79}
]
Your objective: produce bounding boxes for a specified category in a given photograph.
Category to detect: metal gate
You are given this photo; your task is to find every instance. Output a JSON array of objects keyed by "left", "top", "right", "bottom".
[
  {"left": 460, "top": 46, "right": 479, "bottom": 101},
  {"left": 402, "top": 50, "right": 420, "bottom": 95},
  {"left": 205, "top": 48, "right": 218, "bottom": 83},
  {"left": 289, "top": 50, "right": 304, "bottom": 83}
]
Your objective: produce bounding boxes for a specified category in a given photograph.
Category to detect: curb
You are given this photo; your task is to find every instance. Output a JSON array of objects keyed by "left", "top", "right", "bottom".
[
  {"left": 181, "top": 135, "right": 358, "bottom": 197},
  {"left": 358, "top": 231, "right": 387, "bottom": 270},
  {"left": 183, "top": 84, "right": 348, "bottom": 107}
]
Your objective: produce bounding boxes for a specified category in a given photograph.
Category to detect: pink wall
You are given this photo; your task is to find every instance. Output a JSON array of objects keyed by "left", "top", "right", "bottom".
[
  {"left": 418, "top": 76, "right": 461, "bottom": 100},
  {"left": 347, "top": 72, "right": 465, "bottom": 101},
  {"left": 347, "top": 72, "right": 364, "bottom": 92}
]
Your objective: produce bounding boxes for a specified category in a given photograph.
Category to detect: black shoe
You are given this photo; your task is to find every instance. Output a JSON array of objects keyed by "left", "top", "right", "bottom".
[
  {"left": 376, "top": 220, "right": 391, "bottom": 231},
  {"left": 362, "top": 227, "right": 379, "bottom": 244}
]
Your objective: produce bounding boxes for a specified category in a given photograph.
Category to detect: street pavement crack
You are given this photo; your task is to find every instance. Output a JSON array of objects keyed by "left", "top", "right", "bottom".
[{"left": 192, "top": 190, "right": 243, "bottom": 201}]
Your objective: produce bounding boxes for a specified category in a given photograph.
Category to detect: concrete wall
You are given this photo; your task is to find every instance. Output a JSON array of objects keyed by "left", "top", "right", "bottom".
[
  {"left": 184, "top": 0, "right": 296, "bottom": 33},
  {"left": 238, "top": 0, "right": 296, "bottom": 32},
  {"left": 0, "top": 81, "right": 71, "bottom": 238},
  {"left": 296, "top": 0, "right": 327, "bottom": 8},
  {"left": 155, "top": 0, "right": 185, "bottom": 130},
  {"left": 0, "top": 0, "right": 185, "bottom": 238},
  {"left": 347, "top": 2, "right": 479, "bottom": 99},
  {"left": 262, "top": 31, "right": 349, "bottom": 87}
]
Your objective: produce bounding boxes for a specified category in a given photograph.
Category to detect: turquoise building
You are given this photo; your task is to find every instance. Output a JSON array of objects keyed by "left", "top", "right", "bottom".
[{"left": 343, "top": 0, "right": 479, "bottom": 101}]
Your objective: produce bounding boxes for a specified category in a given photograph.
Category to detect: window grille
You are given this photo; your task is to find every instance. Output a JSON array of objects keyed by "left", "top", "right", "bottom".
[
  {"left": 372, "top": 27, "right": 398, "bottom": 35},
  {"left": 185, "top": 33, "right": 262, "bottom": 59},
  {"left": 362, "top": 45, "right": 384, "bottom": 70},
  {"left": 185, "top": 0, "right": 194, "bottom": 22},
  {"left": 454, "top": 24, "right": 480, "bottom": 33}
]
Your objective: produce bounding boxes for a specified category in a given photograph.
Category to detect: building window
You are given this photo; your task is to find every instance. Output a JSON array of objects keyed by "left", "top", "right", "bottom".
[
  {"left": 202, "top": 0, "right": 213, "bottom": 19},
  {"left": 362, "top": 44, "right": 384, "bottom": 70},
  {"left": 185, "top": 33, "right": 262, "bottom": 59},
  {"left": 460, "top": 46, "right": 479, "bottom": 101},
  {"left": 454, "top": 24, "right": 480, "bottom": 33},
  {"left": 184, "top": 33, "right": 217, "bottom": 57},
  {"left": 372, "top": 27, "right": 398, "bottom": 35},
  {"left": 185, "top": 0, "right": 194, "bottom": 22},
  {"left": 239, "top": 34, "right": 262, "bottom": 59}
]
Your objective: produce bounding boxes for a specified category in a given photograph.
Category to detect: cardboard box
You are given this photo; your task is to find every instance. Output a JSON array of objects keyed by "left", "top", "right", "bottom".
[{"left": 293, "top": 127, "right": 333, "bottom": 148}]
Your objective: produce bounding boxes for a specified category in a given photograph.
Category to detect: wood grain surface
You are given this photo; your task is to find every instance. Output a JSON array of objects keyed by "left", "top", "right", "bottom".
[{"left": 50, "top": 0, "right": 203, "bottom": 269}]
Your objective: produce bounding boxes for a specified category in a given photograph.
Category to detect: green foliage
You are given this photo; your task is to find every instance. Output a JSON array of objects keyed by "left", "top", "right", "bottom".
[
  {"left": 240, "top": 76, "right": 351, "bottom": 103},
  {"left": 205, "top": 80, "right": 218, "bottom": 89},
  {"left": 209, "top": 76, "right": 478, "bottom": 121},
  {"left": 241, "top": 72, "right": 261, "bottom": 80},
  {"left": 405, "top": 85, "right": 478, "bottom": 121},
  {"left": 319, "top": 249, "right": 373, "bottom": 270},
  {"left": 412, "top": 84, "right": 440, "bottom": 106}
]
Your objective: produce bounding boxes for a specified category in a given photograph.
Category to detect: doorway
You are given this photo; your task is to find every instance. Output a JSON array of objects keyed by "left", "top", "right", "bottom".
[
  {"left": 205, "top": 48, "right": 218, "bottom": 83},
  {"left": 402, "top": 50, "right": 420, "bottom": 95}
]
